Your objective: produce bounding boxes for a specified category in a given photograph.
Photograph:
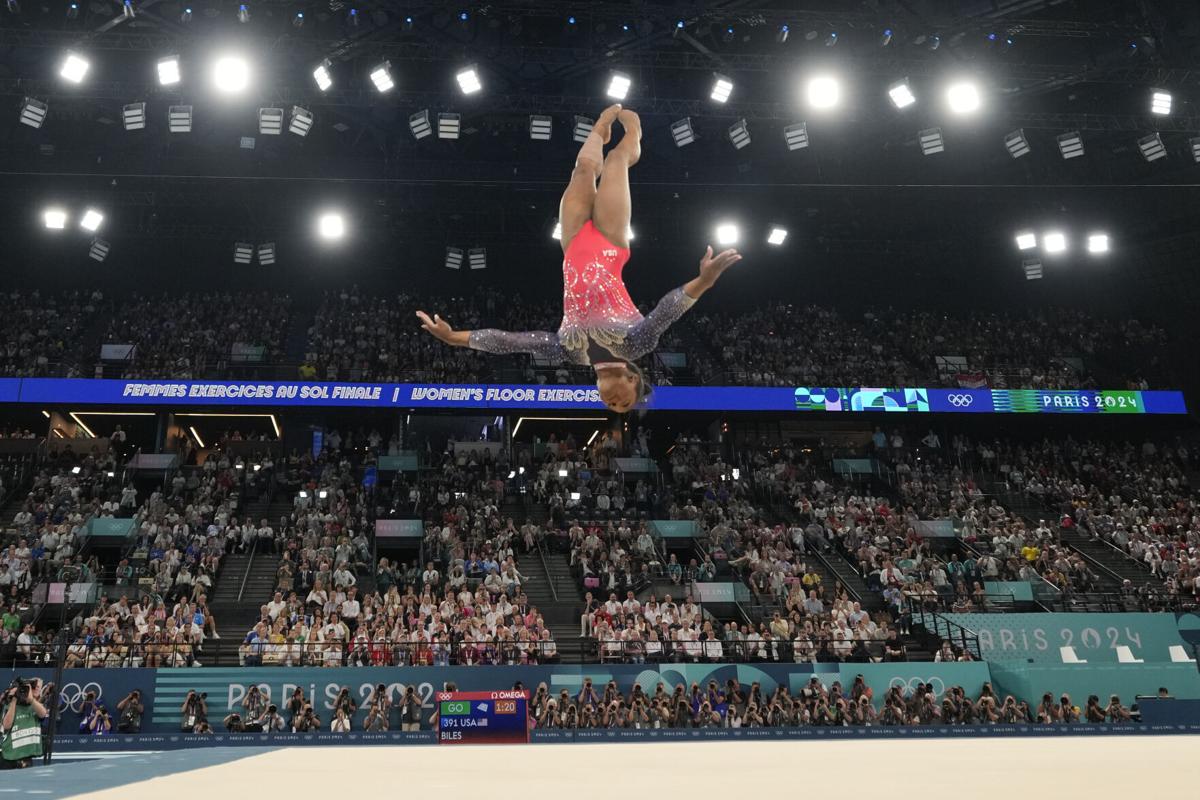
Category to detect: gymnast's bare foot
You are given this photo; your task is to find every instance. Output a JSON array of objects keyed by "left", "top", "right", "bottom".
[
  {"left": 593, "top": 104, "right": 623, "bottom": 145},
  {"left": 615, "top": 108, "right": 642, "bottom": 165}
]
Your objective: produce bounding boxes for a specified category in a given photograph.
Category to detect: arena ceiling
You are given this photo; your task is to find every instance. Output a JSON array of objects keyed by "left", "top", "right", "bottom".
[{"left": 1, "top": 0, "right": 1200, "bottom": 318}]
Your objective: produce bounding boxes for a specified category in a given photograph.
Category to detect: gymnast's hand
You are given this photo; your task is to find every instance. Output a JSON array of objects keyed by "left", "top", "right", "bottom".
[
  {"left": 685, "top": 247, "right": 742, "bottom": 299},
  {"left": 416, "top": 311, "right": 469, "bottom": 347},
  {"left": 699, "top": 246, "right": 742, "bottom": 283}
]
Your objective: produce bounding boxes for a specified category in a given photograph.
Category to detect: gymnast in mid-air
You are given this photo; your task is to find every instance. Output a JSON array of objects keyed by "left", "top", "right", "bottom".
[{"left": 417, "top": 104, "right": 742, "bottom": 413}]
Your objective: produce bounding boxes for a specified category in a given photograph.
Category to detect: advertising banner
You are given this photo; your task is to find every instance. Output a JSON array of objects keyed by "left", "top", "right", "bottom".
[
  {"left": 374, "top": 519, "right": 424, "bottom": 539},
  {"left": 5, "top": 378, "right": 1187, "bottom": 414},
  {"left": 932, "top": 612, "right": 1191, "bottom": 663}
]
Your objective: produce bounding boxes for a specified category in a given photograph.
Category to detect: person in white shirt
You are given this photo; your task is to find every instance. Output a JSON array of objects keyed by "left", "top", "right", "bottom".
[
  {"left": 340, "top": 588, "right": 361, "bottom": 630},
  {"left": 266, "top": 592, "right": 287, "bottom": 621}
]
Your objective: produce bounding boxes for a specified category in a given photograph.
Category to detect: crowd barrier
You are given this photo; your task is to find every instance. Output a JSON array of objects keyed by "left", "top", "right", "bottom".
[
  {"left": 43, "top": 722, "right": 1200, "bottom": 753},
  {"left": 13, "top": 659, "right": 1197, "bottom": 735}
]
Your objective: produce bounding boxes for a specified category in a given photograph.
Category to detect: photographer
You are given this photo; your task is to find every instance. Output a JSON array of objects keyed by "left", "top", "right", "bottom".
[
  {"left": 364, "top": 684, "right": 390, "bottom": 732},
  {"left": 1, "top": 678, "right": 49, "bottom": 768},
  {"left": 333, "top": 687, "right": 357, "bottom": 719},
  {"left": 291, "top": 703, "right": 321, "bottom": 733},
  {"left": 398, "top": 686, "right": 420, "bottom": 732},
  {"left": 248, "top": 703, "right": 285, "bottom": 733},
  {"left": 223, "top": 711, "right": 247, "bottom": 733},
  {"left": 180, "top": 690, "right": 208, "bottom": 733},
  {"left": 87, "top": 705, "right": 113, "bottom": 736},
  {"left": 116, "top": 690, "right": 145, "bottom": 734}
]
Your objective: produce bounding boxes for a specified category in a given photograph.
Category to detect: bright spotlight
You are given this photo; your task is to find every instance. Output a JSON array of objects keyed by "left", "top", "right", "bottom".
[
  {"left": 80, "top": 208, "right": 104, "bottom": 232},
  {"left": 888, "top": 80, "right": 916, "bottom": 109},
  {"left": 606, "top": 71, "right": 631, "bottom": 100},
  {"left": 947, "top": 82, "right": 981, "bottom": 114},
  {"left": 157, "top": 56, "right": 180, "bottom": 86},
  {"left": 1043, "top": 231, "right": 1067, "bottom": 254},
  {"left": 807, "top": 75, "right": 840, "bottom": 110},
  {"left": 551, "top": 220, "right": 562, "bottom": 241},
  {"left": 1087, "top": 233, "right": 1110, "bottom": 254},
  {"left": 1151, "top": 90, "right": 1172, "bottom": 115},
  {"left": 369, "top": 61, "right": 393, "bottom": 92},
  {"left": 318, "top": 213, "right": 345, "bottom": 240},
  {"left": 1015, "top": 232, "right": 1037, "bottom": 251},
  {"left": 457, "top": 66, "right": 482, "bottom": 95},
  {"left": 715, "top": 223, "right": 740, "bottom": 245},
  {"left": 710, "top": 74, "right": 733, "bottom": 103},
  {"left": 767, "top": 227, "right": 788, "bottom": 246},
  {"left": 60, "top": 51, "right": 89, "bottom": 83},
  {"left": 313, "top": 60, "right": 333, "bottom": 92},
  {"left": 43, "top": 208, "right": 67, "bottom": 230},
  {"left": 213, "top": 55, "right": 249, "bottom": 93}
]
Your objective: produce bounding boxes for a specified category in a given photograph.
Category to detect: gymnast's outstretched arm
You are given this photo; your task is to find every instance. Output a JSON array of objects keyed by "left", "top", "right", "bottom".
[
  {"left": 625, "top": 246, "right": 742, "bottom": 354},
  {"left": 416, "top": 310, "right": 568, "bottom": 360}
]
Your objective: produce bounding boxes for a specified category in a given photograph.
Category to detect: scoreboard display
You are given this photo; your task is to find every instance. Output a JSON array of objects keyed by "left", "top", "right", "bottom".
[{"left": 436, "top": 690, "right": 529, "bottom": 744}]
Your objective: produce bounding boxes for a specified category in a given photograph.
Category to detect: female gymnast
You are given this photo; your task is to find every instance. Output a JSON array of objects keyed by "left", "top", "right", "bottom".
[{"left": 417, "top": 104, "right": 742, "bottom": 413}]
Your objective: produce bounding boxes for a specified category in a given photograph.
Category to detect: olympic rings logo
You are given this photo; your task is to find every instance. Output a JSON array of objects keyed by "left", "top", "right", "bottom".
[
  {"left": 888, "top": 677, "right": 946, "bottom": 697},
  {"left": 59, "top": 682, "right": 102, "bottom": 712},
  {"left": 947, "top": 394, "right": 974, "bottom": 408}
]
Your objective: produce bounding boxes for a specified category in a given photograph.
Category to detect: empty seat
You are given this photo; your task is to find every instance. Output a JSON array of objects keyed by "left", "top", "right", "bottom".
[
  {"left": 1168, "top": 645, "right": 1196, "bottom": 663},
  {"left": 1059, "top": 646, "right": 1087, "bottom": 663},
  {"left": 1115, "top": 645, "right": 1144, "bottom": 664}
]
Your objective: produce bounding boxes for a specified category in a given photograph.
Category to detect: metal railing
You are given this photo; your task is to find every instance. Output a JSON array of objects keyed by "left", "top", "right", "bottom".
[
  {"left": 905, "top": 600, "right": 983, "bottom": 660},
  {"left": 1, "top": 634, "right": 916, "bottom": 670}
]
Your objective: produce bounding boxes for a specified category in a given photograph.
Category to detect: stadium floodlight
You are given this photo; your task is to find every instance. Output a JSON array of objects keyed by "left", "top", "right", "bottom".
[
  {"left": 1057, "top": 131, "right": 1084, "bottom": 159},
  {"left": 122, "top": 102, "right": 146, "bottom": 130},
  {"left": 157, "top": 56, "right": 180, "bottom": 86},
  {"left": 1015, "top": 232, "right": 1037, "bottom": 251},
  {"left": 234, "top": 242, "right": 253, "bottom": 263},
  {"left": 457, "top": 65, "right": 482, "bottom": 95},
  {"left": 469, "top": 248, "right": 487, "bottom": 270},
  {"left": 89, "top": 238, "right": 110, "bottom": 262},
  {"left": 1004, "top": 128, "right": 1031, "bottom": 158},
  {"left": 445, "top": 247, "right": 463, "bottom": 269},
  {"left": 289, "top": 106, "right": 313, "bottom": 137},
  {"left": 946, "top": 82, "right": 981, "bottom": 114},
  {"left": 767, "top": 227, "right": 788, "bottom": 246},
  {"left": 715, "top": 223, "right": 740, "bottom": 245},
  {"left": 60, "top": 51, "right": 89, "bottom": 83},
  {"left": 919, "top": 127, "right": 945, "bottom": 155},
  {"left": 888, "top": 80, "right": 915, "bottom": 109},
  {"left": 728, "top": 118, "right": 750, "bottom": 149},
  {"left": 438, "top": 113, "right": 461, "bottom": 140},
  {"left": 783, "top": 122, "right": 809, "bottom": 150},
  {"left": 318, "top": 213, "right": 345, "bottom": 240},
  {"left": 529, "top": 114, "right": 552, "bottom": 141},
  {"left": 168, "top": 105, "right": 191, "bottom": 132},
  {"left": 258, "top": 107, "right": 284, "bottom": 135},
  {"left": 409, "top": 109, "right": 432, "bottom": 139},
  {"left": 807, "top": 75, "right": 839, "bottom": 109},
  {"left": 80, "top": 208, "right": 104, "bottom": 232},
  {"left": 313, "top": 60, "right": 332, "bottom": 91},
  {"left": 1191, "top": 136, "right": 1200, "bottom": 163},
  {"left": 1043, "top": 231, "right": 1067, "bottom": 254},
  {"left": 710, "top": 74, "right": 733, "bottom": 103},
  {"left": 180, "top": 6, "right": 191, "bottom": 22},
  {"left": 257, "top": 242, "right": 275, "bottom": 264},
  {"left": 240, "top": 136, "right": 255, "bottom": 150},
  {"left": 670, "top": 117, "right": 695, "bottom": 147},
  {"left": 573, "top": 116, "right": 594, "bottom": 143},
  {"left": 66, "top": 2, "right": 78, "bottom": 18},
  {"left": 20, "top": 97, "right": 47, "bottom": 128},
  {"left": 1151, "top": 90, "right": 1172, "bottom": 115},
  {"left": 122, "top": 0, "right": 133, "bottom": 18},
  {"left": 237, "top": 3, "right": 249, "bottom": 23},
  {"left": 1138, "top": 132, "right": 1167, "bottom": 162},
  {"left": 43, "top": 208, "right": 67, "bottom": 229},
  {"left": 606, "top": 71, "right": 631, "bottom": 100},
  {"left": 1087, "top": 233, "right": 1110, "bottom": 254},
  {"left": 551, "top": 220, "right": 562, "bottom": 241},
  {"left": 1023, "top": 258, "right": 1043, "bottom": 281},
  {"left": 369, "top": 61, "right": 393, "bottom": 92},
  {"left": 213, "top": 55, "right": 249, "bottom": 93}
]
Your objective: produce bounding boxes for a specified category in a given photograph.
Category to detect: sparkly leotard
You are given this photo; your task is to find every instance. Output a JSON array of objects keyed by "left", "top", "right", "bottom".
[{"left": 468, "top": 220, "right": 696, "bottom": 364}]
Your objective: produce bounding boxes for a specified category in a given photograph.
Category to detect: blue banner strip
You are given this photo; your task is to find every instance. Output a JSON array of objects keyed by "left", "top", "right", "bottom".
[
  {"left": 1, "top": 379, "right": 1188, "bottom": 414},
  {"left": 47, "top": 723, "right": 1200, "bottom": 752}
]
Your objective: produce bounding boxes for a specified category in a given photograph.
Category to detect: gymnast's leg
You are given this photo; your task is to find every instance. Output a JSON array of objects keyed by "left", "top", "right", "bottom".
[
  {"left": 558, "top": 104, "right": 624, "bottom": 254},
  {"left": 592, "top": 108, "right": 641, "bottom": 251}
]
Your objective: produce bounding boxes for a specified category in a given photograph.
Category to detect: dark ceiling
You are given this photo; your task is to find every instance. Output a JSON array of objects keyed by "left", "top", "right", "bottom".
[{"left": 1, "top": 0, "right": 1200, "bottom": 319}]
